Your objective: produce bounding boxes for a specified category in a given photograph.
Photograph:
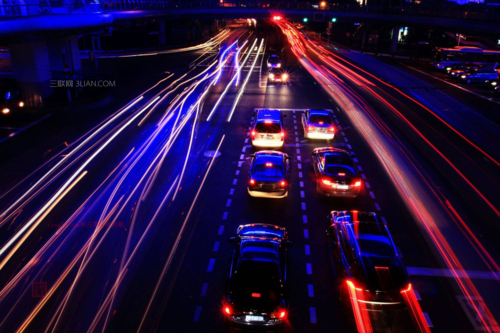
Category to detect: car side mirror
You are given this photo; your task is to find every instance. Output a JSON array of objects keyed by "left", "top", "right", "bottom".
[{"left": 229, "top": 237, "right": 236, "bottom": 243}]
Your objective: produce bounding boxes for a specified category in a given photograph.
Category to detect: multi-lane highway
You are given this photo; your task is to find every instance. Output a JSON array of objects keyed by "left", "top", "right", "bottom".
[{"left": 0, "top": 21, "right": 499, "bottom": 333}]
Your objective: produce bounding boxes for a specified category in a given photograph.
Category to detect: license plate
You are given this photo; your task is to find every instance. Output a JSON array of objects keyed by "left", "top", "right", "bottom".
[
  {"left": 276, "top": 79, "right": 281, "bottom": 81},
  {"left": 262, "top": 185, "right": 274, "bottom": 190},
  {"left": 337, "top": 185, "right": 349, "bottom": 190},
  {"left": 246, "top": 315, "right": 264, "bottom": 322},
  {"left": 266, "top": 135, "right": 273, "bottom": 140}
]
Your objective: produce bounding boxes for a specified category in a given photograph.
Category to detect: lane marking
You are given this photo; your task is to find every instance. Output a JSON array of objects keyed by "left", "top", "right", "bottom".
[
  {"left": 296, "top": 149, "right": 301, "bottom": 154},
  {"left": 304, "top": 229, "right": 309, "bottom": 239},
  {"left": 235, "top": 170, "right": 240, "bottom": 176},
  {"left": 353, "top": 158, "right": 359, "bottom": 163},
  {"left": 295, "top": 131, "right": 298, "bottom": 135},
  {"left": 341, "top": 131, "right": 346, "bottom": 136},
  {"left": 229, "top": 188, "right": 235, "bottom": 195},
  {"left": 423, "top": 312, "right": 434, "bottom": 328},
  {"left": 300, "top": 181, "right": 304, "bottom": 187},
  {"left": 361, "top": 174, "right": 366, "bottom": 180},
  {"left": 347, "top": 144, "right": 352, "bottom": 149},
  {"left": 358, "top": 166, "right": 363, "bottom": 171},
  {"left": 295, "top": 137, "right": 299, "bottom": 142},
  {"left": 207, "top": 259, "right": 215, "bottom": 272},
  {"left": 369, "top": 191, "right": 376, "bottom": 199},
  {"left": 193, "top": 306, "right": 202, "bottom": 322},
  {"left": 344, "top": 137, "right": 349, "bottom": 142},
  {"left": 238, "top": 161, "right": 243, "bottom": 167},
  {"left": 222, "top": 212, "right": 228, "bottom": 220},
  {"left": 306, "top": 263, "right": 312, "bottom": 275},
  {"left": 407, "top": 267, "right": 500, "bottom": 280},
  {"left": 226, "top": 199, "right": 232, "bottom": 207},
  {"left": 232, "top": 179, "right": 237, "bottom": 185},
  {"left": 297, "top": 156, "right": 302, "bottom": 161},
  {"left": 303, "top": 215, "right": 308, "bottom": 223},
  {"left": 299, "top": 172, "right": 303, "bottom": 178},
  {"left": 375, "top": 203, "right": 381, "bottom": 210},
  {"left": 218, "top": 225, "right": 224, "bottom": 235},
  {"left": 305, "top": 245, "right": 311, "bottom": 255},
  {"left": 298, "top": 163, "right": 302, "bottom": 170},
  {"left": 213, "top": 241, "right": 220, "bottom": 252},
  {"left": 200, "top": 283, "right": 209, "bottom": 296},
  {"left": 365, "top": 182, "right": 370, "bottom": 188},
  {"left": 301, "top": 191, "right": 305, "bottom": 198},
  {"left": 239, "top": 154, "right": 244, "bottom": 160},
  {"left": 301, "top": 202, "right": 306, "bottom": 210},
  {"left": 414, "top": 289, "right": 422, "bottom": 300},
  {"left": 244, "top": 138, "right": 248, "bottom": 143},
  {"left": 310, "top": 307, "right": 317, "bottom": 323},
  {"left": 308, "top": 284, "right": 315, "bottom": 297}
]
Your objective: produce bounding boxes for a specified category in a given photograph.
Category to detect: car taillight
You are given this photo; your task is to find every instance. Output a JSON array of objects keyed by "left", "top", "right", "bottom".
[
  {"left": 308, "top": 126, "right": 313, "bottom": 132},
  {"left": 224, "top": 305, "right": 232, "bottom": 315},
  {"left": 322, "top": 179, "right": 331, "bottom": 185},
  {"left": 280, "top": 180, "right": 286, "bottom": 187},
  {"left": 251, "top": 130, "right": 256, "bottom": 137},
  {"left": 249, "top": 179, "right": 256, "bottom": 186},
  {"left": 353, "top": 180, "right": 361, "bottom": 187},
  {"left": 280, "top": 131, "right": 284, "bottom": 141},
  {"left": 270, "top": 309, "right": 286, "bottom": 319},
  {"left": 328, "top": 127, "right": 335, "bottom": 132}
]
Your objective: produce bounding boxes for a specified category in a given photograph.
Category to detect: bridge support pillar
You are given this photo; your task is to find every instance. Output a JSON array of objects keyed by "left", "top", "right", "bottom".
[
  {"left": 390, "top": 26, "right": 400, "bottom": 54},
  {"left": 9, "top": 35, "right": 82, "bottom": 107}
]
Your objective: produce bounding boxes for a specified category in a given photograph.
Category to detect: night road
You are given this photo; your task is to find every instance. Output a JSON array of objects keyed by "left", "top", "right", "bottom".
[{"left": 1, "top": 12, "right": 500, "bottom": 333}]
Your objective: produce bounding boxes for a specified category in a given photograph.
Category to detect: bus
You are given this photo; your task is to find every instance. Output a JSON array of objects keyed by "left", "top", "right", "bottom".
[{"left": 432, "top": 46, "right": 500, "bottom": 70}]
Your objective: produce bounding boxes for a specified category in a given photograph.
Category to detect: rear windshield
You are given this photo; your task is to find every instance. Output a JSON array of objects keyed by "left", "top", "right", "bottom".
[
  {"left": 325, "top": 165, "right": 355, "bottom": 177},
  {"left": 253, "top": 163, "right": 284, "bottom": 178},
  {"left": 233, "top": 261, "right": 281, "bottom": 302},
  {"left": 255, "top": 122, "right": 281, "bottom": 133},
  {"left": 309, "top": 115, "right": 332, "bottom": 125}
]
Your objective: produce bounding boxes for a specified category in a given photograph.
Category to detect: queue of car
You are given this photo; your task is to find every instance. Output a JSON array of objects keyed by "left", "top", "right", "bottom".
[
  {"left": 444, "top": 63, "right": 499, "bottom": 86},
  {"left": 223, "top": 103, "right": 416, "bottom": 330}
]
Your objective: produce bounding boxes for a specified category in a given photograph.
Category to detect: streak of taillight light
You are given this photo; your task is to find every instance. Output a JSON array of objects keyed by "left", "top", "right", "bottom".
[
  {"left": 401, "top": 284, "right": 431, "bottom": 333},
  {"left": 346, "top": 281, "right": 373, "bottom": 333}
]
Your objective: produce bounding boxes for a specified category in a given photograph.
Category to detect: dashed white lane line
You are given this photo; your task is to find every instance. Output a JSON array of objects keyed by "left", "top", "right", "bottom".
[
  {"left": 300, "top": 191, "right": 305, "bottom": 198},
  {"left": 298, "top": 163, "right": 302, "bottom": 169},
  {"left": 296, "top": 149, "right": 301, "bottom": 154},
  {"left": 299, "top": 172, "right": 303, "bottom": 178},
  {"left": 200, "top": 283, "right": 209, "bottom": 296},
  {"left": 193, "top": 306, "right": 203, "bottom": 322},
  {"left": 365, "top": 182, "right": 370, "bottom": 188},
  {"left": 300, "top": 181, "right": 304, "bottom": 187},
  {"left": 303, "top": 215, "right": 308, "bottom": 223},
  {"left": 297, "top": 156, "right": 302, "bottom": 161},
  {"left": 235, "top": 170, "right": 240, "bottom": 176},
  {"left": 344, "top": 137, "right": 349, "bottom": 142},
  {"left": 310, "top": 307, "right": 317, "bottom": 323},
  {"left": 308, "top": 284, "right": 315, "bottom": 297},
  {"left": 232, "top": 179, "right": 237, "bottom": 185},
  {"left": 341, "top": 131, "right": 346, "bottom": 136},
  {"left": 423, "top": 312, "right": 434, "bottom": 328},
  {"left": 375, "top": 203, "right": 381, "bottom": 210},
  {"left": 218, "top": 225, "right": 224, "bottom": 235},
  {"left": 294, "top": 120, "right": 297, "bottom": 124},
  {"left": 369, "top": 191, "right": 376, "bottom": 199},
  {"left": 295, "top": 131, "right": 298, "bottom": 135},
  {"left": 414, "top": 289, "right": 422, "bottom": 300},
  {"left": 353, "top": 158, "right": 359, "bottom": 163},
  {"left": 347, "top": 144, "right": 352, "bottom": 149},
  {"left": 207, "top": 259, "right": 215, "bottom": 272},
  {"left": 304, "top": 229, "right": 309, "bottom": 239},
  {"left": 294, "top": 125, "right": 297, "bottom": 129},
  {"left": 213, "top": 241, "right": 220, "bottom": 252},
  {"left": 358, "top": 166, "right": 363, "bottom": 171},
  {"left": 222, "top": 212, "right": 228, "bottom": 220},
  {"left": 229, "top": 188, "right": 235, "bottom": 195},
  {"left": 301, "top": 202, "right": 306, "bottom": 210},
  {"left": 239, "top": 154, "right": 244, "bottom": 160},
  {"left": 306, "top": 263, "right": 312, "bottom": 275},
  {"left": 381, "top": 216, "right": 388, "bottom": 224},
  {"left": 305, "top": 245, "right": 311, "bottom": 255},
  {"left": 335, "top": 119, "right": 339, "bottom": 124},
  {"left": 295, "top": 137, "right": 299, "bottom": 142},
  {"left": 238, "top": 161, "right": 243, "bottom": 167},
  {"left": 226, "top": 199, "right": 232, "bottom": 207},
  {"left": 244, "top": 138, "right": 248, "bottom": 144},
  {"left": 361, "top": 174, "right": 366, "bottom": 180}
]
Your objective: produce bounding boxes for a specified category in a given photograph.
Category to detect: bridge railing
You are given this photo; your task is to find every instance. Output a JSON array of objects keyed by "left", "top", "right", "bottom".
[{"left": 1, "top": 0, "right": 499, "bottom": 22}]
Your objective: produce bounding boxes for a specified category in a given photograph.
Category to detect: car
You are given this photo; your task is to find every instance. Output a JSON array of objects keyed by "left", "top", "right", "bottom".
[
  {"left": 447, "top": 63, "right": 472, "bottom": 76},
  {"left": 312, "top": 147, "right": 362, "bottom": 198},
  {"left": 267, "top": 54, "right": 282, "bottom": 69},
  {"left": 268, "top": 68, "right": 288, "bottom": 83},
  {"left": 247, "top": 151, "right": 291, "bottom": 198},
  {"left": 1, "top": 79, "right": 24, "bottom": 114},
  {"left": 460, "top": 68, "right": 499, "bottom": 84},
  {"left": 301, "top": 109, "right": 335, "bottom": 140},
  {"left": 223, "top": 224, "right": 290, "bottom": 327},
  {"left": 251, "top": 109, "right": 285, "bottom": 148},
  {"left": 326, "top": 211, "right": 413, "bottom": 332}
]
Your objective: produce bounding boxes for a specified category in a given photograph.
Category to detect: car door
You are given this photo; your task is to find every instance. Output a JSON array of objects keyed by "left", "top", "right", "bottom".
[{"left": 284, "top": 156, "right": 291, "bottom": 181}]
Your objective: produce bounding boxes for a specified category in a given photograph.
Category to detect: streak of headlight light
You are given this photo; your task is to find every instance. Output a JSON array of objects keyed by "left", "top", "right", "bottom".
[
  {"left": 0, "top": 96, "right": 143, "bottom": 225},
  {"left": 214, "top": 40, "right": 238, "bottom": 85},
  {"left": 88, "top": 177, "right": 180, "bottom": 333},
  {"left": 206, "top": 38, "right": 256, "bottom": 121},
  {"left": 234, "top": 40, "right": 249, "bottom": 86},
  {"left": 0, "top": 96, "right": 160, "bottom": 260},
  {"left": 227, "top": 38, "right": 264, "bottom": 122},
  {"left": 0, "top": 171, "right": 87, "bottom": 271},
  {"left": 281, "top": 22, "right": 500, "bottom": 331},
  {"left": 137, "top": 135, "right": 225, "bottom": 333}
]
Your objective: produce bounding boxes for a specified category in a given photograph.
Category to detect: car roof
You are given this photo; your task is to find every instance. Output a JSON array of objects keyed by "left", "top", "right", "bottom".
[
  {"left": 239, "top": 238, "right": 280, "bottom": 263},
  {"left": 255, "top": 150, "right": 286, "bottom": 158},
  {"left": 237, "top": 223, "right": 286, "bottom": 239},
  {"left": 309, "top": 109, "right": 331, "bottom": 116},
  {"left": 256, "top": 109, "right": 281, "bottom": 122},
  {"left": 313, "top": 147, "right": 348, "bottom": 155}
]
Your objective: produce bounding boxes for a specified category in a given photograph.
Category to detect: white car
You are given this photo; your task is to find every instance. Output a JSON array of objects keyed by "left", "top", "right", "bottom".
[
  {"left": 251, "top": 109, "right": 285, "bottom": 148},
  {"left": 301, "top": 110, "right": 335, "bottom": 140}
]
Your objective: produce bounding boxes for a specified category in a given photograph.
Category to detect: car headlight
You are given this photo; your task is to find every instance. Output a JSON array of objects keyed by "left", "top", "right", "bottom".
[
  {"left": 492, "top": 81, "right": 498, "bottom": 86},
  {"left": 267, "top": 63, "right": 271, "bottom": 66},
  {"left": 446, "top": 67, "right": 451, "bottom": 71},
  {"left": 461, "top": 75, "right": 467, "bottom": 78},
  {"left": 2, "top": 108, "right": 10, "bottom": 114},
  {"left": 283, "top": 74, "right": 288, "bottom": 80},
  {"left": 269, "top": 74, "right": 274, "bottom": 79},
  {"left": 277, "top": 63, "right": 281, "bottom": 67},
  {"left": 19, "top": 101, "right": 24, "bottom": 107}
]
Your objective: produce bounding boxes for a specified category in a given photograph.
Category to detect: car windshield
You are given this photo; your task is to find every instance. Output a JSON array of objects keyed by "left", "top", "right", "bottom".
[
  {"left": 253, "top": 162, "right": 284, "bottom": 178},
  {"left": 233, "top": 261, "right": 281, "bottom": 302},
  {"left": 255, "top": 122, "right": 281, "bottom": 133},
  {"left": 309, "top": 114, "right": 332, "bottom": 125}
]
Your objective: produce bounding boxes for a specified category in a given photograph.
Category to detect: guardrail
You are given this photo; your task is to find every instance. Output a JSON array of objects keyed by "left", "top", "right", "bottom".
[{"left": 1, "top": 0, "right": 499, "bottom": 21}]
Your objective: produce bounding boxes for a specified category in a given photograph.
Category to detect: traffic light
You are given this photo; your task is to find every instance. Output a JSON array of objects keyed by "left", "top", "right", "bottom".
[
  {"left": 331, "top": 18, "right": 337, "bottom": 22},
  {"left": 303, "top": 18, "right": 308, "bottom": 23}
]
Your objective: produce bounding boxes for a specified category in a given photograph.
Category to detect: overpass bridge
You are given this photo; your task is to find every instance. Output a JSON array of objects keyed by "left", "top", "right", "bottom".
[{"left": 1, "top": 0, "right": 499, "bottom": 107}]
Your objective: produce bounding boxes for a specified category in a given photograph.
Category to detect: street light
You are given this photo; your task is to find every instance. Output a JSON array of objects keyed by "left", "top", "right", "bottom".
[
  {"left": 303, "top": 18, "right": 308, "bottom": 23},
  {"left": 331, "top": 17, "right": 337, "bottom": 22},
  {"left": 320, "top": 1, "right": 326, "bottom": 7}
]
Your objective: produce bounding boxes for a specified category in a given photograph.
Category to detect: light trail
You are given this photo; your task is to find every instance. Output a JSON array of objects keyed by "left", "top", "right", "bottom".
[{"left": 227, "top": 38, "right": 264, "bottom": 122}]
